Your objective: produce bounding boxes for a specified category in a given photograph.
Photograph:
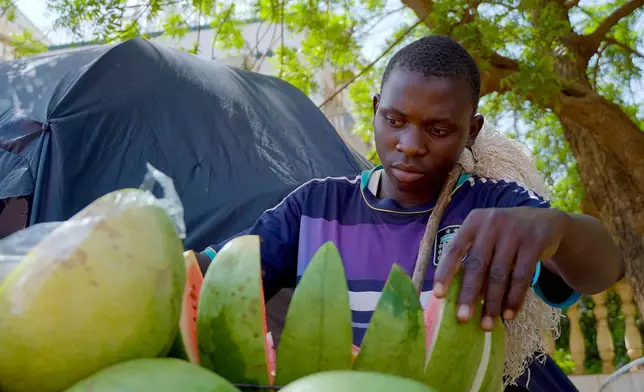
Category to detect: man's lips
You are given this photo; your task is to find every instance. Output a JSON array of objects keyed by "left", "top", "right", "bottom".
[{"left": 391, "top": 164, "right": 424, "bottom": 183}]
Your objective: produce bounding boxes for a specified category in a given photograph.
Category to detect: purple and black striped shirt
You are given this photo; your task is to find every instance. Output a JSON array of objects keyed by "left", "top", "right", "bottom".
[{"left": 204, "top": 166, "right": 580, "bottom": 346}]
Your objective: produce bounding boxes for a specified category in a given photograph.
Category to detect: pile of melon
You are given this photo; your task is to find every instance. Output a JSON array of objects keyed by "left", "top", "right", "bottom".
[{"left": 0, "top": 187, "right": 506, "bottom": 392}]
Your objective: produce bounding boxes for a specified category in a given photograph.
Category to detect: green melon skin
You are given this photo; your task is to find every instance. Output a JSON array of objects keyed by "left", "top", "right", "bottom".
[
  {"left": 423, "top": 272, "right": 486, "bottom": 391},
  {"left": 280, "top": 370, "right": 438, "bottom": 392},
  {"left": 479, "top": 319, "right": 507, "bottom": 392},
  {"left": 197, "top": 235, "right": 271, "bottom": 386},
  {"left": 354, "top": 264, "right": 426, "bottom": 383},
  {"left": 275, "top": 242, "right": 353, "bottom": 385},
  {"left": 0, "top": 189, "right": 186, "bottom": 392},
  {"left": 63, "top": 358, "right": 241, "bottom": 392}
]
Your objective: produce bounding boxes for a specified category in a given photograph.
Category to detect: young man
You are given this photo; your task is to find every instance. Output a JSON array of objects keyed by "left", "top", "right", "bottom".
[{"left": 196, "top": 35, "right": 624, "bottom": 390}]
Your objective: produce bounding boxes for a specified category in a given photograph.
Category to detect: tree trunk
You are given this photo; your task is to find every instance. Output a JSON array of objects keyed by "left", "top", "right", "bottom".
[{"left": 557, "top": 90, "right": 644, "bottom": 315}]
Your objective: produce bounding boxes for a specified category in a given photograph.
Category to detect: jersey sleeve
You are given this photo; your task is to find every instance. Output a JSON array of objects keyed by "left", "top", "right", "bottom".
[
  {"left": 200, "top": 184, "right": 308, "bottom": 300},
  {"left": 474, "top": 177, "right": 582, "bottom": 308}
]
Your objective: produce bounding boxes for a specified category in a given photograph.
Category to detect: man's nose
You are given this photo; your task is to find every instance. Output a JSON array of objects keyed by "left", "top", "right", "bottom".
[{"left": 396, "top": 128, "right": 427, "bottom": 156}]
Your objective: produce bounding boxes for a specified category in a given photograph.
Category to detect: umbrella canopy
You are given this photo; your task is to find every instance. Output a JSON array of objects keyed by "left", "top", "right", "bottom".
[{"left": 0, "top": 38, "right": 371, "bottom": 249}]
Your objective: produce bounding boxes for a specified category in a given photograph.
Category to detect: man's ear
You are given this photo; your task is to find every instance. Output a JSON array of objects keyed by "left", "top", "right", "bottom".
[
  {"left": 467, "top": 114, "right": 484, "bottom": 148},
  {"left": 372, "top": 93, "right": 381, "bottom": 117}
]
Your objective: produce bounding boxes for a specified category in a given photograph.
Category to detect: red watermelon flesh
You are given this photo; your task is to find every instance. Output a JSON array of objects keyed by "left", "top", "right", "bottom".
[
  {"left": 167, "top": 251, "right": 203, "bottom": 364},
  {"left": 352, "top": 345, "right": 360, "bottom": 362},
  {"left": 423, "top": 290, "right": 442, "bottom": 356},
  {"left": 257, "top": 268, "right": 274, "bottom": 385},
  {"left": 266, "top": 332, "right": 276, "bottom": 380}
]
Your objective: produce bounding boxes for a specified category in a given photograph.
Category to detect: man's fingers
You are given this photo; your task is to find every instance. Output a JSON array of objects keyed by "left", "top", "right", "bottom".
[
  {"left": 456, "top": 230, "right": 496, "bottom": 323},
  {"left": 502, "top": 244, "right": 539, "bottom": 320},
  {"left": 481, "top": 238, "right": 518, "bottom": 331},
  {"left": 434, "top": 223, "right": 477, "bottom": 298}
]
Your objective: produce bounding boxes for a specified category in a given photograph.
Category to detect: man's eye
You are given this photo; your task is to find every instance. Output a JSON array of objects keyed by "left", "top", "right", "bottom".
[
  {"left": 432, "top": 127, "right": 449, "bottom": 136},
  {"left": 387, "top": 117, "right": 404, "bottom": 127}
]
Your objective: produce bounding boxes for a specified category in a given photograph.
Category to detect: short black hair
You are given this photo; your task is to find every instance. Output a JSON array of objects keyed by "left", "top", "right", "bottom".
[{"left": 381, "top": 35, "right": 481, "bottom": 110}]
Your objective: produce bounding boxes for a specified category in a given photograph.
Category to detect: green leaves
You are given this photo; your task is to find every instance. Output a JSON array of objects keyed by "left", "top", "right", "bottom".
[
  {"left": 0, "top": 0, "right": 16, "bottom": 21},
  {"left": 8, "top": 30, "right": 48, "bottom": 59},
  {"left": 13, "top": 0, "right": 641, "bottom": 219}
]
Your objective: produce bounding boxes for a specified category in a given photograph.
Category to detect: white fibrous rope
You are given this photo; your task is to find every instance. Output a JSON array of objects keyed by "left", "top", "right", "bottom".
[{"left": 457, "top": 121, "right": 562, "bottom": 387}]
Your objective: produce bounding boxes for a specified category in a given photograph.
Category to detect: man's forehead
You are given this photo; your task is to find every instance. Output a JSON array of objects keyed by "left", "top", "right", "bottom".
[
  {"left": 383, "top": 70, "right": 465, "bottom": 94},
  {"left": 379, "top": 71, "right": 473, "bottom": 117}
]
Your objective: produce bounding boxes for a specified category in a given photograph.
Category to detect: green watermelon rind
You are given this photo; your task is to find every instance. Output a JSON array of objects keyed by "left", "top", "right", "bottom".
[
  {"left": 478, "top": 319, "right": 506, "bottom": 392},
  {"left": 279, "top": 370, "right": 437, "bottom": 392},
  {"left": 275, "top": 242, "right": 353, "bottom": 385},
  {"left": 353, "top": 264, "right": 426, "bottom": 382},
  {"left": 63, "top": 358, "right": 241, "bottom": 392},
  {"left": 423, "top": 273, "right": 486, "bottom": 391},
  {"left": 196, "top": 235, "right": 270, "bottom": 386}
]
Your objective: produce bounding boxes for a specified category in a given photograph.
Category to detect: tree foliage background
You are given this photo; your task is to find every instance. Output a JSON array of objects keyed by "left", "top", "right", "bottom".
[{"left": 2, "top": 0, "right": 644, "bottom": 374}]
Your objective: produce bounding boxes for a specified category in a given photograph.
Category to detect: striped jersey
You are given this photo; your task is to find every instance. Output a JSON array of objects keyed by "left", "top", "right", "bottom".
[{"left": 203, "top": 165, "right": 581, "bottom": 346}]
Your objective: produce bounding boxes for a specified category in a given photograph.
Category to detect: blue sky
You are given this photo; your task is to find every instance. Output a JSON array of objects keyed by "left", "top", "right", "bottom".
[{"left": 17, "top": 0, "right": 51, "bottom": 30}]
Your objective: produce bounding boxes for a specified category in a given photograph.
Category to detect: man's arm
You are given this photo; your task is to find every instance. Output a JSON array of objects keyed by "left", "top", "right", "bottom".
[
  {"left": 542, "top": 210, "right": 624, "bottom": 295},
  {"left": 434, "top": 178, "right": 624, "bottom": 329},
  {"left": 491, "top": 181, "right": 624, "bottom": 303}
]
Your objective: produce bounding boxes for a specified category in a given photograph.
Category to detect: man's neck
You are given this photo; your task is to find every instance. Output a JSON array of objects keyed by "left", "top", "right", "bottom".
[{"left": 376, "top": 169, "right": 442, "bottom": 208}]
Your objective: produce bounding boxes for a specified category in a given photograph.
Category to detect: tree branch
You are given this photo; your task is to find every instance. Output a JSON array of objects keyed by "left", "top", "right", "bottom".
[
  {"left": 563, "top": 0, "right": 580, "bottom": 9},
  {"left": 582, "top": 0, "right": 644, "bottom": 56},
  {"left": 400, "top": 0, "right": 433, "bottom": 21},
  {"left": 402, "top": 0, "right": 521, "bottom": 97},
  {"left": 605, "top": 36, "right": 644, "bottom": 59},
  {"left": 318, "top": 17, "right": 426, "bottom": 109},
  {"left": 211, "top": 5, "right": 234, "bottom": 59},
  {"left": 479, "top": 52, "right": 520, "bottom": 96},
  {"left": 591, "top": 41, "right": 608, "bottom": 88}
]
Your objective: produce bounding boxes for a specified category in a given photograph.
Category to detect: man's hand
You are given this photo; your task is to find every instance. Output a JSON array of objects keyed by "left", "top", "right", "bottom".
[{"left": 432, "top": 207, "right": 567, "bottom": 331}]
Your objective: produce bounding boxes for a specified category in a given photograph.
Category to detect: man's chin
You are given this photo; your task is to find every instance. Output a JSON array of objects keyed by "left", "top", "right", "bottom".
[{"left": 393, "top": 179, "right": 428, "bottom": 194}]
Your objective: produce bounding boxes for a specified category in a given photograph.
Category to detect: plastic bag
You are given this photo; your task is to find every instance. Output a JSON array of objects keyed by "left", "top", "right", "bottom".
[
  {"left": 0, "top": 163, "right": 186, "bottom": 286},
  {"left": 0, "top": 222, "right": 62, "bottom": 283}
]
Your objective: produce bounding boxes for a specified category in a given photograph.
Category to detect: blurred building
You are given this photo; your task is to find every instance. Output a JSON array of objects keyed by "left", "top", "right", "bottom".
[{"left": 0, "top": 7, "right": 48, "bottom": 61}]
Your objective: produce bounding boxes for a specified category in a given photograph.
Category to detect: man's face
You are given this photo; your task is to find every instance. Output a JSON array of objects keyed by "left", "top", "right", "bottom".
[{"left": 373, "top": 69, "right": 483, "bottom": 200}]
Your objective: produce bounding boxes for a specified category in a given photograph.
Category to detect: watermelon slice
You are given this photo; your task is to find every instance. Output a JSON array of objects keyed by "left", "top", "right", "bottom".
[
  {"left": 478, "top": 318, "right": 506, "bottom": 392},
  {"left": 196, "top": 235, "right": 273, "bottom": 386},
  {"left": 423, "top": 272, "right": 497, "bottom": 391},
  {"left": 353, "top": 264, "right": 426, "bottom": 383},
  {"left": 167, "top": 251, "right": 203, "bottom": 364},
  {"left": 275, "top": 242, "right": 353, "bottom": 385}
]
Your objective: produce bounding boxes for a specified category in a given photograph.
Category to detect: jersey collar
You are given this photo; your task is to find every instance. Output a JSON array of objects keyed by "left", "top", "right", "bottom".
[{"left": 359, "top": 165, "right": 472, "bottom": 214}]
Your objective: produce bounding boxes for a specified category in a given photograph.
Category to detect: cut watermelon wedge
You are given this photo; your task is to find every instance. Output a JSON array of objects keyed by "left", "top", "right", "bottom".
[
  {"left": 275, "top": 242, "right": 353, "bottom": 385},
  {"left": 167, "top": 251, "right": 203, "bottom": 364},
  {"left": 353, "top": 264, "right": 426, "bottom": 383},
  {"left": 196, "top": 235, "right": 273, "bottom": 386},
  {"left": 423, "top": 273, "right": 497, "bottom": 392}
]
